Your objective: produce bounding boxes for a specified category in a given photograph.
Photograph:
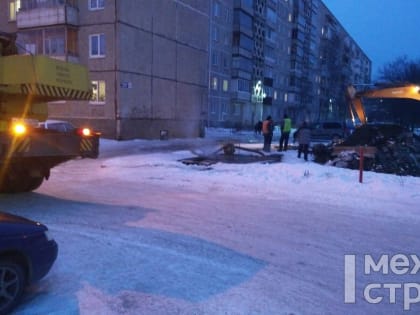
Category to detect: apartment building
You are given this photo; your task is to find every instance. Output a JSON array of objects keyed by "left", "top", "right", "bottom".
[
  {"left": 208, "top": 0, "right": 370, "bottom": 128},
  {"left": 317, "top": 2, "right": 371, "bottom": 121},
  {"left": 1, "top": 0, "right": 370, "bottom": 139},
  {"left": 2, "top": 0, "right": 209, "bottom": 139}
]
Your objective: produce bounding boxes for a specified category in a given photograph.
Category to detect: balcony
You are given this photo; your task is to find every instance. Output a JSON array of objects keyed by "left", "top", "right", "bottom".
[
  {"left": 17, "top": 3, "right": 78, "bottom": 28},
  {"left": 232, "top": 90, "right": 251, "bottom": 101}
]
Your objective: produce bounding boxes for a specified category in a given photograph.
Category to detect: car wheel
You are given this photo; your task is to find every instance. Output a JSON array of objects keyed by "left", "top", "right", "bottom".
[{"left": 0, "top": 260, "right": 26, "bottom": 315}]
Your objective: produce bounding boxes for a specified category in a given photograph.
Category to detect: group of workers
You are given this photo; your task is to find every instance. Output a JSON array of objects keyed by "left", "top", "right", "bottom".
[{"left": 259, "top": 114, "right": 311, "bottom": 161}]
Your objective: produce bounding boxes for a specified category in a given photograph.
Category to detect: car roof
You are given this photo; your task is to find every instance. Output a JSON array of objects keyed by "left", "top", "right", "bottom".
[{"left": 43, "top": 119, "right": 72, "bottom": 124}]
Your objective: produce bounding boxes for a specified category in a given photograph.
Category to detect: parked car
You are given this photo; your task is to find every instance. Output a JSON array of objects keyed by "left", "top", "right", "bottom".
[
  {"left": 0, "top": 212, "right": 58, "bottom": 315},
  {"left": 309, "top": 121, "right": 346, "bottom": 142},
  {"left": 37, "top": 119, "right": 100, "bottom": 158},
  {"left": 38, "top": 119, "right": 96, "bottom": 136},
  {"left": 38, "top": 119, "right": 76, "bottom": 132}
]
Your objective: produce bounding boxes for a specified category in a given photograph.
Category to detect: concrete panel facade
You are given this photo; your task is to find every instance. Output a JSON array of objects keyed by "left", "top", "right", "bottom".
[{"left": 30, "top": 0, "right": 210, "bottom": 139}]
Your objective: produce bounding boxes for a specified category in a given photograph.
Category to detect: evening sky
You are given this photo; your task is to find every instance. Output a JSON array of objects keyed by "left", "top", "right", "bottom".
[{"left": 322, "top": 0, "right": 420, "bottom": 81}]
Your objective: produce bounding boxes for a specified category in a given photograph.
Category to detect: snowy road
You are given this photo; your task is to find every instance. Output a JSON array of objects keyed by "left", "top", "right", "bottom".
[{"left": 2, "top": 137, "right": 420, "bottom": 314}]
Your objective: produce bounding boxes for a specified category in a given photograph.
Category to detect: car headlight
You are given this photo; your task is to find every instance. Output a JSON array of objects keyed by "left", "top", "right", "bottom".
[
  {"left": 11, "top": 122, "right": 27, "bottom": 136},
  {"left": 44, "top": 230, "right": 54, "bottom": 242}
]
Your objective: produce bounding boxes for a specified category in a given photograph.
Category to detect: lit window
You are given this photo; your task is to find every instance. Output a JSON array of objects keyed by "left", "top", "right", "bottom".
[
  {"left": 8, "top": 0, "right": 20, "bottom": 21},
  {"left": 89, "top": 0, "right": 104, "bottom": 10},
  {"left": 212, "top": 77, "right": 218, "bottom": 90},
  {"left": 89, "top": 34, "right": 105, "bottom": 58},
  {"left": 91, "top": 80, "right": 106, "bottom": 103},
  {"left": 223, "top": 79, "right": 229, "bottom": 92}
]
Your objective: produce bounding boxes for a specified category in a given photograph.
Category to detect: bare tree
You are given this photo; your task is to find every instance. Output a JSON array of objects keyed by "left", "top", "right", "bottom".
[{"left": 378, "top": 56, "right": 420, "bottom": 84}]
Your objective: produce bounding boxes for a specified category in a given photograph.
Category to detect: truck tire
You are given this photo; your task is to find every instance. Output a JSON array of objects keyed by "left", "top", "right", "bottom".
[
  {"left": 0, "top": 170, "right": 44, "bottom": 193},
  {"left": 23, "top": 176, "right": 44, "bottom": 192}
]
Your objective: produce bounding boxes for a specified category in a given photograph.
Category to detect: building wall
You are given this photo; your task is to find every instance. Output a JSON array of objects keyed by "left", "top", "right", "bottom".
[
  {"left": 208, "top": 0, "right": 234, "bottom": 128},
  {"left": 317, "top": 1, "right": 371, "bottom": 121},
  {"left": 31, "top": 0, "right": 210, "bottom": 140}
]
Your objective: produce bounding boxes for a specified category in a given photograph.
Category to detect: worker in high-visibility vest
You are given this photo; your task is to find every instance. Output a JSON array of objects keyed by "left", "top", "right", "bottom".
[
  {"left": 279, "top": 114, "right": 292, "bottom": 151},
  {"left": 262, "top": 115, "right": 274, "bottom": 152}
]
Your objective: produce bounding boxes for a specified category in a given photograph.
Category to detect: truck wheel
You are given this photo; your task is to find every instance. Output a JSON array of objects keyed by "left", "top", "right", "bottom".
[
  {"left": 0, "top": 260, "right": 26, "bottom": 315},
  {"left": 0, "top": 171, "right": 44, "bottom": 193}
]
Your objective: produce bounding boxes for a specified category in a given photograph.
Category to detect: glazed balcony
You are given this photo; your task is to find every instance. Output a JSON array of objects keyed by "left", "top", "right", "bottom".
[{"left": 17, "top": 0, "right": 79, "bottom": 28}]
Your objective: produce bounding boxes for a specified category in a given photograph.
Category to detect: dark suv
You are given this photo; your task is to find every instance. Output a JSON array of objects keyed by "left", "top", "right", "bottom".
[{"left": 310, "top": 121, "right": 345, "bottom": 141}]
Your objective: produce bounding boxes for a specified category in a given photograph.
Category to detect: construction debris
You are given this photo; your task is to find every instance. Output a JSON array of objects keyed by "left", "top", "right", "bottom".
[
  {"left": 312, "top": 124, "right": 420, "bottom": 176},
  {"left": 180, "top": 143, "right": 282, "bottom": 166}
]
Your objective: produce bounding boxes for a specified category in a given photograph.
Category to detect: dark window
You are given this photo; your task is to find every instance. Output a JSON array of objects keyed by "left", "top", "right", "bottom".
[{"left": 323, "top": 122, "right": 342, "bottom": 129}]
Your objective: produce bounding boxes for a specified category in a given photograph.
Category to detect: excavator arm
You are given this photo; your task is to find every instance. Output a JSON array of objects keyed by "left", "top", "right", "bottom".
[{"left": 347, "top": 84, "right": 420, "bottom": 124}]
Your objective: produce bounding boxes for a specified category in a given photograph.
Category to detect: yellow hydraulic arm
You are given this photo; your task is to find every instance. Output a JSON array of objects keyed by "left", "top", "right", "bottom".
[{"left": 346, "top": 84, "right": 420, "bottom": 124}]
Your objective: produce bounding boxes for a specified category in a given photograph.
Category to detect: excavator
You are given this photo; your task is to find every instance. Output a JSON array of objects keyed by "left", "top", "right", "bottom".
[
  {"left": 0, "top": 31, "right": 99, "bottom": 193},
  {"left": 346, "top": 84, "right": 420, "bottom": 125},
  {"left": 312, "top": 83, "right": 420, "bottom": 176}
]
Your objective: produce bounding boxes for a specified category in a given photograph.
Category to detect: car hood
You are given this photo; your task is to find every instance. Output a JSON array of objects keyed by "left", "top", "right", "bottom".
[{"left": 0, "top": 212, "right": 46, "bottom": 236}]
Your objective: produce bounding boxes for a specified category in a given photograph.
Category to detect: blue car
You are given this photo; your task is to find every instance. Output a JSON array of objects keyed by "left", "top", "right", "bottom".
[{"left": 0, "top": 212, "right": 58, "bottom": 315}]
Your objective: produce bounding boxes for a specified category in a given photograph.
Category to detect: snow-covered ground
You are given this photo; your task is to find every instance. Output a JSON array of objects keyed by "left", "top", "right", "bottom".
[{"left": 2, "top": 128, "right": 420, "bottom": 315}]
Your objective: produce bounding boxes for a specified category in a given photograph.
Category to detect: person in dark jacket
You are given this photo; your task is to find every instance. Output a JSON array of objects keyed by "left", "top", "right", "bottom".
[
  {"left": 295, "top": 121, "right": 311, "bottom": 161},
  {"left": 262, "top": 115, "right": 274, "bottom": 152},
  {"left": 254, "top": 120, "right": 263, "bottom": 135}
]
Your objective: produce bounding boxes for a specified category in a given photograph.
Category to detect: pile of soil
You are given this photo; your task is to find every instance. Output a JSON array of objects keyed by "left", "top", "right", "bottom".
[{"left": 312, "top": 124, "right": 420, "bottom": 176}]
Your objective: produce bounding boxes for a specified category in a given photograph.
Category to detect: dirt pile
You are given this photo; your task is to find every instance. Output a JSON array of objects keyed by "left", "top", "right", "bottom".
[{"left": 312, "top": 124, "right": 420, "bottom": 176}]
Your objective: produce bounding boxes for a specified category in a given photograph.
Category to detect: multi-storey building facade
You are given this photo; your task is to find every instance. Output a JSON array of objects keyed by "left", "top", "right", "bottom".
[
  {"left": 2, "top": 0, "right": 209, "bottom": 139},
  {"left": 208, "top": 0, "right": 234, "bottom": 128},
  {"left": 208, "top": 0, "right": 370, "bottom": 129},
  {"left": 210, "top": 0, "right": 294, "bottom": 129},
  {"left": 317, "top": 2, "right": 371, "bottom": 121},
  {"left": 1, "top": 0, "right": 370, "bottom": 139}
]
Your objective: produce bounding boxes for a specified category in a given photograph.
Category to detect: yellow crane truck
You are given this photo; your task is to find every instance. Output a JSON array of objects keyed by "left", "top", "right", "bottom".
[{"left": 0, "top": 31, "right": 99, "bottom": 193}]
